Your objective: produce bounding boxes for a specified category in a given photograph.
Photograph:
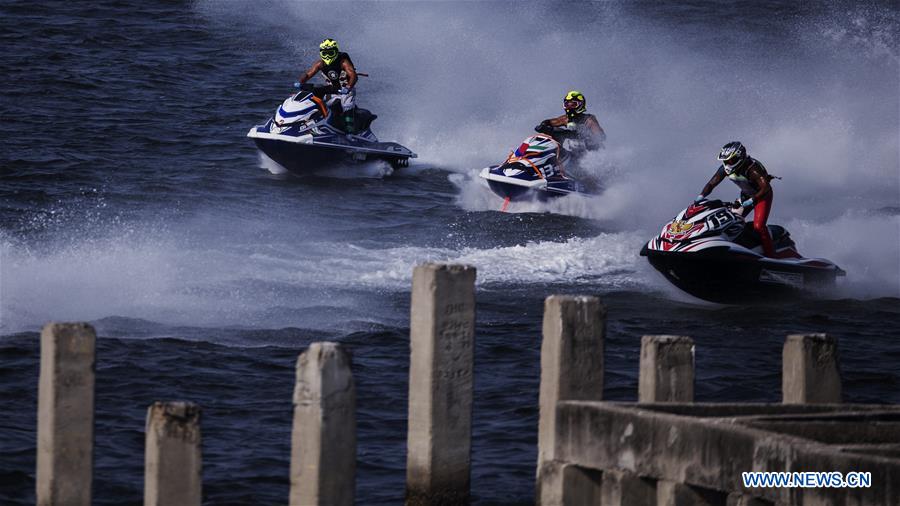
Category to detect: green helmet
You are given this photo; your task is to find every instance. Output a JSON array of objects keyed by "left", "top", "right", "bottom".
[
  {"left": 319, "top": 38, "right": 339, "bottom": 65},
  {"left": 564, "top": 90, "right": 587, "bottom": 116}
]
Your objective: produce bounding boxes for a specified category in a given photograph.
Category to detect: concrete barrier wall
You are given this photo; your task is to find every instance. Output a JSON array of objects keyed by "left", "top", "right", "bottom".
[{"left": 555, "top": 402, "right": 900, "bottom": 505}]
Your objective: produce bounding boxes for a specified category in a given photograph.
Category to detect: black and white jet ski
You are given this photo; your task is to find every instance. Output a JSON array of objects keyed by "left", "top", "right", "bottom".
[
  {"left": 247, "top": 84, "right": 416, "bottom": 174},
  {"left": 478, "top": 130, "right": 591, "bottom": 210},
  {"left": 640, "top": 198, "right": 845, "bottom": 303}
]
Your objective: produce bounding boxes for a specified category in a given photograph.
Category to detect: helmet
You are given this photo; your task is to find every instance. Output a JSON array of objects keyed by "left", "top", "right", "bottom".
[
  {"left": 718, "top": 141, "right": 747, "bottom": 174},
  {"left": 563, "top": 90, "right": 586, "bottom": 117},
  {"left": 319, "top": 38, "right": 339, "bottom": 65}
]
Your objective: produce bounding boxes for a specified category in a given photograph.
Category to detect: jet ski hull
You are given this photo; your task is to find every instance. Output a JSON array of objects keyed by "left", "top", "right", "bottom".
[
  {"left": 640, "top": 245, "right": 843, "bottom": 303},
  {"left": 248, "top": 91, "right": 416, "bottom": 175},
  {"left": 249, "top": 126, "right": 415, "bottom": 174},
  {"left": 480, "top": 166, "right": 589, "bottom": 202}
]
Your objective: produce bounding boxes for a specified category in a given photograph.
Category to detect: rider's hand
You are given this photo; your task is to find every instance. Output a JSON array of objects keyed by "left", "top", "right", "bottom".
[
  {"left": 293, "top": 82, "right": 301, "bottom": 88},
  {"left": 694, "top": 194, "right": 705, "bottom": 203},
  {"left": 339, "top": 87, "right": 350, "bottom": 95},
  {"left": 741, "top": 198, "right": 754, "bottom": 208}
]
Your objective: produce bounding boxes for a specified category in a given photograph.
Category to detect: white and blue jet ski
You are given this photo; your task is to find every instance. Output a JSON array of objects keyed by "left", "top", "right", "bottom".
[
  {"left": 640, "top": 198, "right": 846, "bottom": 303},
  {"left": 247, "top": 84, "right": 416, "bottom": 174},
  {"left": 478, "top": 132, "right": 591, "bottom": 209}
]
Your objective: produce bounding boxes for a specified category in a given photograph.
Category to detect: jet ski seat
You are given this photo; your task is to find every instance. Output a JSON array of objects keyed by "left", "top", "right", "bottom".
[
  {"left": 324, "top": 100, "right": 377, "bottom": 132},
  {"left": 354, "top": 108, "right": 377, "bottom": 131},
  {"left": 734, "top": 223, "right": 791, "bottom": 249}
]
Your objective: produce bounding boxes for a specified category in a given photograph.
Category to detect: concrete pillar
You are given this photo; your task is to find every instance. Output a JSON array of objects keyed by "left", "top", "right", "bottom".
[
  {"left": 536, "top": 461, "right": 602, "bottom": 506},
  {"left": 726, "top": 492, "right": 773, "bottom": 505},
  {"left": 37, "top": 322, "right": 96, "bottom": 506},
  {"left": 536, "top": 295, "right": 605, "bottom": 504},
  {"left": 144, "top": 401, "right": 202, "bottom": 506},
  {"left": 639, "top": 335, "right": 695, "bottom": 403},
  {"left": 290, "top": 342, "right": 356, "bottom": 506},
  {"left": 782, "top": 333, "right": 841, "bottom": 404},
  {"left": 406, "top": 263, "right": 476, "bottom": 505},
  {"left": 600, "top": 470, "right": 655, "bottom": 505},
  {"left": 658, "top": 480, "right": 727, "bottom": 506}
]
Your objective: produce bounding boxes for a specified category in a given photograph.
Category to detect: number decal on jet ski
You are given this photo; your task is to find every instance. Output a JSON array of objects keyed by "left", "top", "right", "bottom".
[{"left": 707, "top": 209, "right": 734, "bottom": 229}]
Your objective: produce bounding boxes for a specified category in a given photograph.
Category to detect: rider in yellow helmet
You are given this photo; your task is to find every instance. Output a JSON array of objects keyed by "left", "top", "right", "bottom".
[
  {"left": 536, "top": 90, "right": 606, "bottom": 155},
  {"left": 298, "top": 38, "right": 359, "bottom": 133}
]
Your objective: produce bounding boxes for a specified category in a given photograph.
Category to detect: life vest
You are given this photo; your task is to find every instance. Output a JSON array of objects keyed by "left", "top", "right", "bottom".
[
  {"left": 726, "top": 158, "right": 774, "bottom": 196},
  {"left": 565, "top": 113, "right": 604, "bottom": 150},
  {"left": 321, "top": 52, "right": 353, "bottom": 88}
]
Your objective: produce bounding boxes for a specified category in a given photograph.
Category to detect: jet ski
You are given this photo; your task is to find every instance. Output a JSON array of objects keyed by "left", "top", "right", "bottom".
[
  {"left": 640, "top": 198, "right": 845, "bottom": 303},
  {"left": 247, "top": 83, "right": 416, "bottom": 174},
  {"left": 478, "top": 130, "right": 591, "bottom": 210}
]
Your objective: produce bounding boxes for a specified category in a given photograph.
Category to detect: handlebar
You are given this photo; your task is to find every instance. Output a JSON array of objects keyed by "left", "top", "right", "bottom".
[{"left": 293, "top": 82, "right": 334, "bottom": 98}]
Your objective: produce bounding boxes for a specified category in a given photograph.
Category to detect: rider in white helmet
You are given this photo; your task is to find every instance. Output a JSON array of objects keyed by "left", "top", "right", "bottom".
[{"left": 696, "top": 141, "right": 779, "bottom": 257}]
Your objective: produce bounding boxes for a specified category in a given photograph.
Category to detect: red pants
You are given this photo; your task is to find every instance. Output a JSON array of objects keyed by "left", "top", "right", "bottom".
[{"left": 751, "top": 194, "right": 774, "bottom": 257}]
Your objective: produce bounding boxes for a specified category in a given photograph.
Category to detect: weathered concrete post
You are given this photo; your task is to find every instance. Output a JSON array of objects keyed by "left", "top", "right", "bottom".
[
  {"left": 144, "top": 401, "right": 202, "bottom": 506},
  {"left": 37, "top": 322, "right": 96, "bottom": 506},
  {"left": 637, "top": 336, "right": 696, "bottom": 506},
  {"left": 290, "top": 342, "right": 356, "bottom": 506},
  {"left": 639, "top": 335, "right": 695, "bottom": 403},
  {"left": 406, "top": 263, "right": 476, "bottom": 505},
  {"left": 782, "top": 333, "right": 841, "bottom": 404},
  {"left": 537, "top": 295, "right": 605, "bottom": 505}
]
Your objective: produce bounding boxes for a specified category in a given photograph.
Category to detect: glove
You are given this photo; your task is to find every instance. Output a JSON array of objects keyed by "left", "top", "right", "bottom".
[
  {"left": 293, "top": 81, "right": 301, "bottom": 88},
  {"left": 694, "top": 195, "right": 705, "bottom": 203},
  {"left": 535, "top": 120, "right": 551, "bottom": 133},
  {"left": 741, "top": 198, "right": 754, "bottom": 208},
  {"left": 339, "top": 87, "right": 350, "bottom": 95}
]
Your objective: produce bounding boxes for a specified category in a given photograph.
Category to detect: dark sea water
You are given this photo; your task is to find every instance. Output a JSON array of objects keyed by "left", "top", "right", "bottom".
[{"left": 1, "top": 1, "right": 898, "bottom": 504}]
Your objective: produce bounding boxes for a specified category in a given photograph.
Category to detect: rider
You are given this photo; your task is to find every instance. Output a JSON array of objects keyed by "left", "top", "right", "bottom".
[
  {"left": 695, "top": 141, "right": 779, "bottom": 257},
  {"left": 536, "top": 90, "right": 606, "bottom": 158},
  {"left": 297, "top": 38, "right": 358, "bottom": 133}
]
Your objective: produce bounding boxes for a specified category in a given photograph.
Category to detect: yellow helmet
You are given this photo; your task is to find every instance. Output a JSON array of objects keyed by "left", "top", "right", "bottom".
[
  {"left": 319, "top": 38, "right": 339, "bottom": 65},
  {"left": 563, "top": 90, "right": 586, "bottom": 116}
]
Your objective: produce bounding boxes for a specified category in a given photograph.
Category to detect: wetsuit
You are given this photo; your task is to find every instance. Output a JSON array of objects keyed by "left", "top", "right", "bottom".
[{"left": 701, "top": 157, "right": 776, "bottom": 257}]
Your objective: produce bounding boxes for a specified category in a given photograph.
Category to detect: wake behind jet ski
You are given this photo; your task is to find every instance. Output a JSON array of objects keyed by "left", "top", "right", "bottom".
[
  {"left": 640, "top": 198, "right": 845, "bottom": 303},
  {"left": 247, "top": 83, "right": 416, "bottom": 175}
]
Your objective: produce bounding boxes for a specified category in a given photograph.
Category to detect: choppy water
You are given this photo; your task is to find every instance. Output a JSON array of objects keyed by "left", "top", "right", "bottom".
[{"left": 1, "top": 1, "right": 898, "bottom": 504}]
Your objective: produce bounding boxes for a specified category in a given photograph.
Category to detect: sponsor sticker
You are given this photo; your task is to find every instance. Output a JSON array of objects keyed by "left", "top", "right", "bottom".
[
  {"left": 667, "top": 221, "right": 693, "bottom": 234},
  {"left": 759, "top": 269, "right": 804, "bottom": 288}
]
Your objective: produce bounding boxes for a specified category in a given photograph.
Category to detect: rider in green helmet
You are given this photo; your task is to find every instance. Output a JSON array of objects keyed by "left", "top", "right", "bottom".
[
  {"left": 298, "top": 38, "right": 359, "bottom": 133},
  {"left": 537, "top": 90, "right": 606, "bottom": 157}
]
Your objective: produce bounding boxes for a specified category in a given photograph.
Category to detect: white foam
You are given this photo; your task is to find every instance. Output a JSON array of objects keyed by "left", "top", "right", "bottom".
[
  {"left": 257, "top": 151, "right": 287, "bottom": 175},
  {"left": 784, "top": 211, "right": 900, "bottom": 298},
  {"left": 0, "top": 225, "right": 649, "bottom": 333}
]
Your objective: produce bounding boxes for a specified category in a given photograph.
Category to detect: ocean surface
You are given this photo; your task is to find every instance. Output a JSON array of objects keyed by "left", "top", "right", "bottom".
[{"left": 1, "top": 1, "right": 898, "bottom": 504}]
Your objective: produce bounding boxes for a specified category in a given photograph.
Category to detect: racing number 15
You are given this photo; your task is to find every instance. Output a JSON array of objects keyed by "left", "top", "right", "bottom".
[{"left": 708, "top": 209, "right": 733, "bottom": 228}]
